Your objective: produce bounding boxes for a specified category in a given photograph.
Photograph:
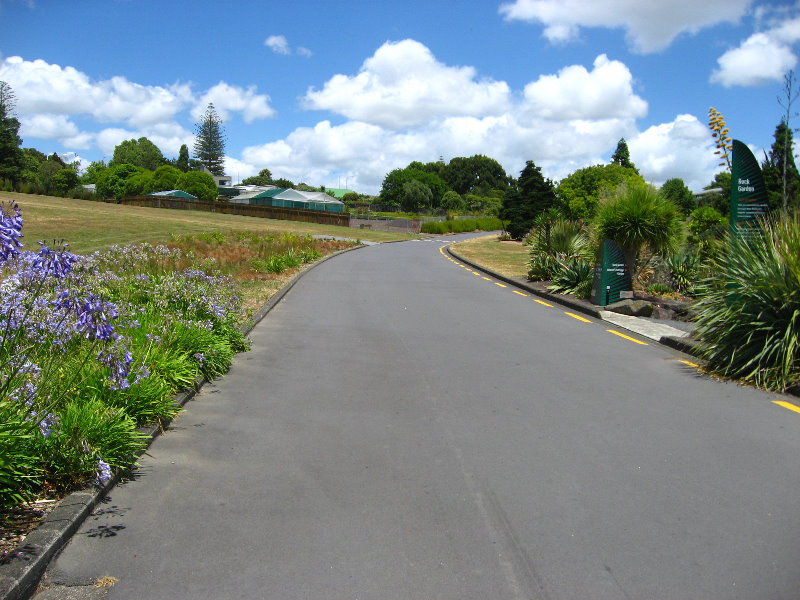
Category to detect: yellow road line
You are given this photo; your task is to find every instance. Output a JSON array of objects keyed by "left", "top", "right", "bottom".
[
  {"left": 513, "top": 291, "right": 528, "bottom": 297},
  {"left": 773, "top": 400, "right": 800, "bottom": 414},
  {"left": 494, "top": 282, "right": 507, "bottom": 288},
  {"left": 534, "top": 299, "right": 553, "bottom": 307},
  {"left": 482, "top": 277, "right": 492, "bottom": 281},
  {"left": 565, "top": 312, "right": 591, "bottom": 323},
  {"left": 606, "top": 329, "right": 649, "bottom": 345},
  {"left": 679, "top": 359, "right": 699, "bottom": 368}
]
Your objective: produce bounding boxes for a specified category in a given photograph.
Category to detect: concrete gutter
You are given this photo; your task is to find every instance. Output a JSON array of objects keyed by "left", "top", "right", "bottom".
[
  {"left": 0, "top": 244, "right": 367, "bottom": 600},
  {"left": 445, "top": 244, "right": 704, "bottom": 358}
]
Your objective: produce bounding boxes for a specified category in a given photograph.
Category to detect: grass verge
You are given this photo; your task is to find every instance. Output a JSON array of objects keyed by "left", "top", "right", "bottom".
[{"left": 449, "top": 234, "right": 529, "bottom": 278}]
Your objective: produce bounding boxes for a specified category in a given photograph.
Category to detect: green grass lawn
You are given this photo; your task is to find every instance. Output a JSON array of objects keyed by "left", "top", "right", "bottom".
[
  {"left": 2, "top": 192, "right": 414, "bottom": 254},
  {"left": 449, "top": 234, "right": 529, "bottom": 278}
]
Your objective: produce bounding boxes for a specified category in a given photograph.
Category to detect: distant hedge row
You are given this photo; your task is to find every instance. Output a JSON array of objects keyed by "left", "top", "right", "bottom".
[{"left": 421, "top": 217, "right": 503, "bottom": 234}]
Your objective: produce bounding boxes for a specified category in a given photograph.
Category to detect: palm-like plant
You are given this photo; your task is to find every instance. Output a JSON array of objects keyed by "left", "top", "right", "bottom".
[
  {"left": 693, "top": 212, "right": 800, "bottom": 391},
  {"left": 593, "top": 183, "right": 684, "bottom": 280}
]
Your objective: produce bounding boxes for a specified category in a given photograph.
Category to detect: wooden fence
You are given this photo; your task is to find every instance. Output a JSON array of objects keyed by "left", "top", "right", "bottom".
[{"left": 120, "top": 196, "right": 351, "bottom": 227}]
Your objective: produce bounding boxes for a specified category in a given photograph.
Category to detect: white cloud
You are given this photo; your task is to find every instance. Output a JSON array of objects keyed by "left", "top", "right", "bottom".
[
  {"left": 297, "top": 47, "right": 313, "bottom": 58},
  {"left": 193, "top": 82, "right": 275, "bottom": 123},
  {"left": 20, "top": 114, "right": 79, "bottom": 140},
  {"left": 499, "top": 0, "right": 752, "bottom": 53},
  {"left": 0, "top": 56, "right": 191, "bottom": 127},
  {"left": 627, "top": 114, "right": 718, "bottom": 191},
  {"left": 265, "top": 35, "right": 291, "bottom": 55},
  {"left": 303, "top": 39, "right": 511, "bottom": 129},
  {"left": 95, "top": 128, "right": 137, "bottom": 157},
  {"left": 711, "top": 16, "right": 800, "bottom": 87},
  {"left": 522, "top": 54, "right": 647, "bottom": 120}
]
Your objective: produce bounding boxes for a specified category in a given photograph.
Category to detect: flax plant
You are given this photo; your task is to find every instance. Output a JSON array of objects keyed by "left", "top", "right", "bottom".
[{"left": 693, "top": 212, "right": 800, "bottom": 391}]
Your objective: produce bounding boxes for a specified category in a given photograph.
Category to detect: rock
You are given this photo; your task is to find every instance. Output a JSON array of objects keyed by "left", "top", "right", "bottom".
[{"left": 605, "top": 299, "right": 654, "bottom": 317}]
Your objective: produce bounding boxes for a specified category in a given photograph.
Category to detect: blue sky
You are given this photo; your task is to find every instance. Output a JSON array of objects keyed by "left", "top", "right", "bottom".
[{"left": 1, "top": 0, "right": 799, "bottom": 194}]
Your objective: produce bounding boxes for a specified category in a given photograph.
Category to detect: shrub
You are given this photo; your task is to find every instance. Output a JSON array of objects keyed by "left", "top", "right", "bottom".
[
  {"left": 594, "top": 183, "right": 684, "bottom": 279},
  {"left": 547, "top": 260, "right": 593, "bottom": 298},
  {"left": 693, "top": 212, "right": 800, "bottom": 391}
]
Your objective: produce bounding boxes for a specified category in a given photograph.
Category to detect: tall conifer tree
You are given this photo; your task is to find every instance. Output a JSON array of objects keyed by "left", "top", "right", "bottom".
[
  {"left": 0, "top": 81, "right": 24, "bottom": 185},
  {"left": 193, "top": 103, "right": 226, "bottom": 175}
]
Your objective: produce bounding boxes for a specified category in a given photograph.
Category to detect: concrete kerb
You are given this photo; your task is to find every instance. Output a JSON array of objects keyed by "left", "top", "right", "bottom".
[
  {"left": 445, "top": 243, "right": 703, "bottom": 358},
  {"left": 0, "top": 243, "right": 368, "bottom": 600}
]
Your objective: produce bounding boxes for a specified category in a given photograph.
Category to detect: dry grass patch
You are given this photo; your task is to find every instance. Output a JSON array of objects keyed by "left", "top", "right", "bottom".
[
  {"left": 1, "top": 192, "right": 413, "bottom": 254},
  {"left": 449, "top": 234, "right": 529, "bottom": 278}
]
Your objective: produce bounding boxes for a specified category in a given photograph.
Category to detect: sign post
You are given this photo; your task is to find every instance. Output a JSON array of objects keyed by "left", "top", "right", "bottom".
[
  {"left": 590, "top": 239, "right": 632, "bottom": 306},
  {"left": 730, "top": 139, "right": 769, "bottom": 240}
]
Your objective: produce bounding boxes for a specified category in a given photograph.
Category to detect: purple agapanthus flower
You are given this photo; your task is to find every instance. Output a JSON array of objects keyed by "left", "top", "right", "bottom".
[
  {"left": 57, "top": 291, "right": 120, "bottom": 341},
  {"left": 32, "top": 240, "right": 78, "bottom": 279},
  {"left": 0, "top": 201, "right": 23, "bottom": 265},
  {"left": 96, "top": 457, "right": 112, "bottom": 485}
]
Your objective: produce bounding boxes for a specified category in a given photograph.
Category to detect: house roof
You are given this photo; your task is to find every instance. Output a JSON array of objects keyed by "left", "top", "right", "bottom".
[{"left": 148, "top": 189, "right": 198, "bottom": 199}]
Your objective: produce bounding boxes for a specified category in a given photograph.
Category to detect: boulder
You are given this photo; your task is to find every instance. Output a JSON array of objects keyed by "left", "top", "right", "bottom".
[{"left": 605, "top": 299, "right": 654, "bottom": 317}]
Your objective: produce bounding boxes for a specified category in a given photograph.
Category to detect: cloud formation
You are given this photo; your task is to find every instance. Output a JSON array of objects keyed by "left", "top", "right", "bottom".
[
  {"left": 711, "top": 16, "right": 800, "bottom": 86},
  {"left": 499, "top": 0, "right": 752, "bottom": 53},
  {"left": 264, "top": 34, "right": 312, "bottom": 57},
  {"left": 0, "top": 55, "right": 274, "bottom": 156},
  {"left": 303, "top": 39, "right": 510, "bottom": 129}
]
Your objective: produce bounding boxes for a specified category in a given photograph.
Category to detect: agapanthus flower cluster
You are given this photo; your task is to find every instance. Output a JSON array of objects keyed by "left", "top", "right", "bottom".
[
  {"left": 0, "top": 201, "right": 23, "bottom": 264},
  {"left": 32, "top": 240, "right": 78, "bottom": 279},
  {"left": 96, "top": 457, "right": 112, "bottom": 485}
]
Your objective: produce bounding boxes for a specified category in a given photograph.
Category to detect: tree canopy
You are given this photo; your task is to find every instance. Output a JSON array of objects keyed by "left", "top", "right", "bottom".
[
  {"left": 610, "top": 138, "right": 638, "bottom": 173},
  {"left": 379, "top": 166, "right": 449, "bottom": 209},
  {"left": 761, "top": 120, "right": 800, "bottom": 212},
  {"left": 110, "top": 137, "right": 165, "bottom": 171},
  {"left": 241, "top": 168, "right": 273, "bottom": 186},
  {"left": 501, "top": 160, "right": 556, "bottom": 239},
  {"left": 193, "top": 103, "right": 226, "bottom": 175},
  {"left": 0, "top": 81, "right": 24, "bottom": 185},
  {"left": 441, "top": 155, "right": 510, "bottom": 196},
  {"left": 176, "top": 144, "right": 190, "bottom": 173},
  {"left": 176, "top": 171, "right": 217, "bottom": 202},
  {"left": 556, "top": 163, "right": 644, "bottom": 220},
  {"left": 660, "top": 178, "right": 696, "bottom": 215}
]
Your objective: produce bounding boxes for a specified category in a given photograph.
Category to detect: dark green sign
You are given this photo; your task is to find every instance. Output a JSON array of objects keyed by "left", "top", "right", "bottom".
[
  {"left": 591, "top": 239, "right": 632, "bottom": 306},
  {"left": 730, "top": 139, "right": 769, "bottom": 240}
]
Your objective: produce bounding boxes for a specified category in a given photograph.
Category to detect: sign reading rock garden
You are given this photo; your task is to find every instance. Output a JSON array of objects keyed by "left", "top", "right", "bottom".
[
  {"left": 590, "top": 239, "right": 632, "bottom": 306},
  {"left": 730, "top": 139, "right": 769, "bottom": 240}
]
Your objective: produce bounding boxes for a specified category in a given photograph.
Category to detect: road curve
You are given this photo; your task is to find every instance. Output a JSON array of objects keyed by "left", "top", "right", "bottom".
[{"left": 43, "top": 236, "right": 800, "bottom": 599}]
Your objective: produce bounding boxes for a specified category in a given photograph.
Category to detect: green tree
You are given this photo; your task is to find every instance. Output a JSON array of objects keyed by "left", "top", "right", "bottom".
[
  {"left": 176, "top": 144, "right": 190, "bottom": 173},
  {"left": 123, "top": 170, "right": 154, "bottom": 196},
  {"left": 440, "top": 190, "right": 465, "bottom": 212},
  {"left": 761, "top": 120, "right": 800, "bottom": 212},
  {"left": 442, "top": 155, "right": 510, "bottom": 196},
  {"left": 556, "top": 163, "right": 645, "bottom": 220},
  {"left": 501, "top": 160, "right": 556, "bottom": 239},
  {"left": 594, "top": 183, "right": 684, "bottom": 280},
  {"left": 193, "top": 103, "right": 226, "bottom": 175},
  {"left": 273, "top": 177, "right": 294, "bottom": 188},
  {"left": 610, "top": 138, "right": 638, "bottom": 173},
  {"left": 400, "top": 179, "right": 433, "bottom": 212},
  {"left": 660, "top": 178, "right": 696, "bottom": 215},
  {"left": 241, "top": 168, "right": 273, "bottom": 186},
  {"left": 81, "top": 160, "right": 107, "bottom": 185},
  {"left": 702, "top": 172, "right": 732, "bottom": 216},
  {"left": 0, "top": 81, "right": 24, "bottom": 185},
  {"left": 19, "top": 148, "right": 45, "bottom": 184},
  {"left": 379, "top": 166, "right": 449, "bottom": 209},
  {"left": 110, "top": 137, "right": 165, "bottom": 171},
  {"left": 176, "top": 170, "right": 217, "bottom": 202},
  {"left": 51, "top": 168, "right": 80, "bottom": 195},
  {"left": 151, "top": 165, "right": 182, "bottom": 192},
  {"left": 96, "top": 163, "right": 141, "bottom": 200},
  {"left": 38, "top": 158, "right": 63, "bottom": 193}
]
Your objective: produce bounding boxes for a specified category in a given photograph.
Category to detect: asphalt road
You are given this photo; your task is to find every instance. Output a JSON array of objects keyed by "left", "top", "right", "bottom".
[{"left": 41, "top": 236, "right": 800, "bottom": 599}]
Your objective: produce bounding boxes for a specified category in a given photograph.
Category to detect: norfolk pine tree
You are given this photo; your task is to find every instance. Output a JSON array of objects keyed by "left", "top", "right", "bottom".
[{"left": 193, "top": 103, "right": 226, "bottom": 175}]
